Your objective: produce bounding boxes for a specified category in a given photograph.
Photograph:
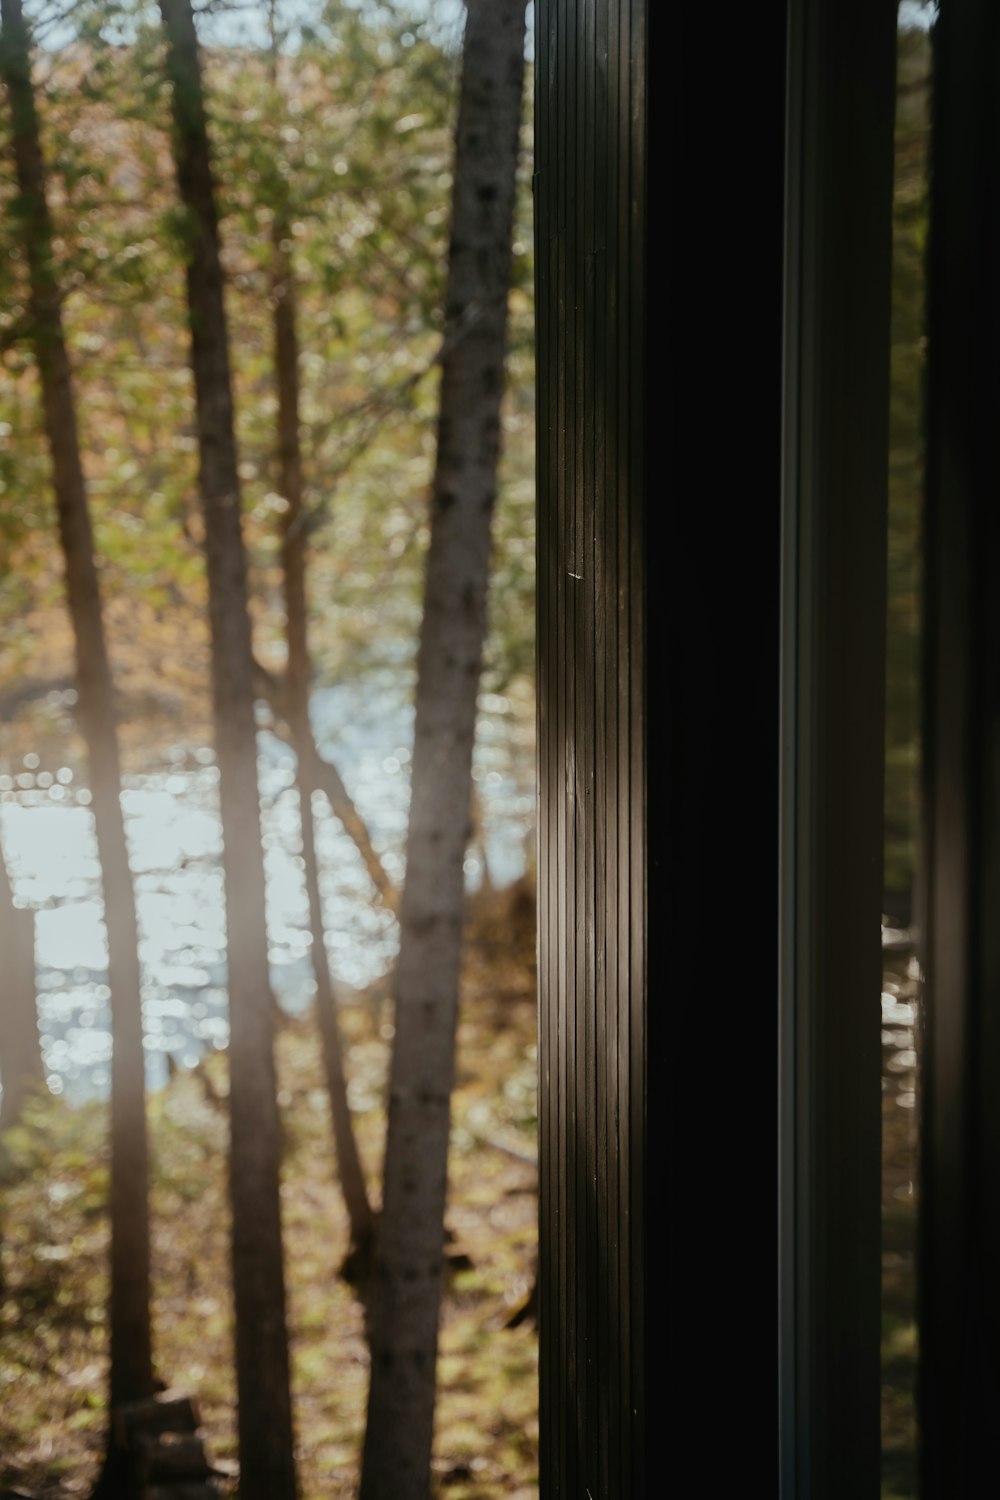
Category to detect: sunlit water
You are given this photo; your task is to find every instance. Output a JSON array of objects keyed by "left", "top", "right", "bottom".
[{"left": 0, "top": 680, "right": 534, "bottom": 1102}]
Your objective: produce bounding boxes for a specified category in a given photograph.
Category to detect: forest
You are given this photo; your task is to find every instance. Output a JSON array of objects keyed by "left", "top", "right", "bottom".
[{"left": 0, "top": 1, "right": 537, "bottom": 1497}]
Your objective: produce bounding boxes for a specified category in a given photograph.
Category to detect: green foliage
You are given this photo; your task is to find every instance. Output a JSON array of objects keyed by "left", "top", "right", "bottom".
[{"left": 0, "top": 0, "right": 536, "bottom": 760}]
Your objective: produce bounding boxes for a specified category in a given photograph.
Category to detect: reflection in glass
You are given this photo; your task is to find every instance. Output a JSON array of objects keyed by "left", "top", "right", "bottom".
[{"left": 882, "top": 7, "right": 931, "bottom": 1496}]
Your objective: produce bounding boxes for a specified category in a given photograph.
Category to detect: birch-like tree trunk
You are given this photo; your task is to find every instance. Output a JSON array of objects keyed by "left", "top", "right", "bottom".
[
  {"left": 359, "top": 2, "right": 528, "bottom": 1493},
  {"left": 0, "top": 0, "right": 154, "bottom": 1429},
  {"left": 158, "top": 1, "right": 297, "bottom": 1494}
]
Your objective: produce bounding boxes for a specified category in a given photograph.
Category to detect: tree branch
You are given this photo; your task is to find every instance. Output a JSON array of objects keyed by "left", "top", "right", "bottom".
[{"left": 251, "top": 658, "right": 398, "bottom": 910}]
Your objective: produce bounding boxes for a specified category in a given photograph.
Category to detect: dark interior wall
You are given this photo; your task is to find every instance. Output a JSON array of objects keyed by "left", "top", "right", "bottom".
[
  {"left": 919, "top": 2, "right": 1000, "bottom": 1488},
  {"left": 644, "top": 0, "right": 789, "bottom": 1484},
  {"left": 779, "top": 2, "right": 896, "bottom": 1493},
  {"left": 535, "top": 2, "right": 787, "bottom": 1489}
]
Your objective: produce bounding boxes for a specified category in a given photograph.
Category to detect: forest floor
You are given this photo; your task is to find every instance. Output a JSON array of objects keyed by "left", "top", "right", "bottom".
[{"left": 0, "top": 879, "right": 539, "bottom": 1500}]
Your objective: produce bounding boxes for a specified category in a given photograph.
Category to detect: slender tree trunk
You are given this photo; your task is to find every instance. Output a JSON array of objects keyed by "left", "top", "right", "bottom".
[
  {"left": 0, "top": 840, "right": 42, "bottom": 1131},
  {"left": 158, "top": 2, "right": 297, "bottom": 1494},
  {"left": 271, "top": 206, "right": 375, "bottom": 1270},
  {"left": 0, "top": 0, "right": 154, "bottom": 1423},
  {"left": 359, "top": 3, "right": 528, "bottom": 1494}
]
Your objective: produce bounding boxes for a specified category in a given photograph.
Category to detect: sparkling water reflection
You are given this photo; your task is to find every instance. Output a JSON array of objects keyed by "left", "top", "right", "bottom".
[{"left": 1, "top": 680, "right": 534, "bottom": 1100}]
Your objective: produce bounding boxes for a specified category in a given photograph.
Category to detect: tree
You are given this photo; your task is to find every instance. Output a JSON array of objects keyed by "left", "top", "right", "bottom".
[
  {"left": 359, "top": 1, "right": 529, "bottom": 1494},
  {"left": 266, "top": 0, "right": 375, "bottom": 1276},
  {"left": 157, "top": 0, "right": 297, "bottom": 1493},
  {"left": 0, "top": 0, "right": 155, "bottom": 1453}
]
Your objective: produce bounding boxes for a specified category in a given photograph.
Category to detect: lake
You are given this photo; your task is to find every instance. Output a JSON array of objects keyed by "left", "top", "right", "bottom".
[{"left": 0, "top": 677, "right": 535, "bottom": 1102}]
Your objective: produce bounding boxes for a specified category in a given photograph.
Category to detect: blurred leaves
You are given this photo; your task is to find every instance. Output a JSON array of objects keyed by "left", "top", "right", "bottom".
[
  {"left": 884, "top": 22, "right": 929, "bottom": 914},
  {"left": 0, "top": 0, "right": 535, "bottom": 764}
]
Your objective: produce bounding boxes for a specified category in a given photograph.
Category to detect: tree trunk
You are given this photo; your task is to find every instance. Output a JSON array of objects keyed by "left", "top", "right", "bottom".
[
  {"left": 359, "top": 3, "right": 528, "bottom": 1494},
  {"left": 0, "top": 0, "right": 154, "bottom": 1420},
  {"left": 0, "top": 839, "right": 42, "bottom": 1131},
  {"left": 271, "top": 205, "right": 375, "bottom": 1271},
  {"left": 158, "top": 1, "right": 297, "bottom": 1495}
]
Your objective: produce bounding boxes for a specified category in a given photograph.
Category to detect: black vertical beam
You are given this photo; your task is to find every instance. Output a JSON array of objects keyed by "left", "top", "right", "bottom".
[
  {"left": 537, "top": 4, "right": 647, "bottom": 1489},
  {"left": 920, "top": 3, "right": 1000, "bottom": 1490},
  {"left": 645, "top": 0, "right": 787, "bottom": 1486},
  {"left": 537, "top": 3, "right": 787, "bottom": 1490},
  {"left": 779, "top": 1, "right": 896, "bottom": 1495}
]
